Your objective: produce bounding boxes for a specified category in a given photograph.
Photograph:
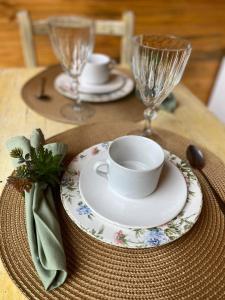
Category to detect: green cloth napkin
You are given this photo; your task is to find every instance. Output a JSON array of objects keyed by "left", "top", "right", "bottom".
[{"left": 6, "top": 129, "right": 68, "bottom": 290}]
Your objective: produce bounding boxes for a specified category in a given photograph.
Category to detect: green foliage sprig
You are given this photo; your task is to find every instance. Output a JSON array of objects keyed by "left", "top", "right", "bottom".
[{"left": 7, "top": 146, "right": 63, "bottom": 193}]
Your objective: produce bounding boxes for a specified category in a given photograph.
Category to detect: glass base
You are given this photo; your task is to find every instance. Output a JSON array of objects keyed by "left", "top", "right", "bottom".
[
  {"left": 129, "top": 128, "right": 165, "bottom": 147},
  {"left": 60, "top": 102, "right": 95, "bottom": 123}
]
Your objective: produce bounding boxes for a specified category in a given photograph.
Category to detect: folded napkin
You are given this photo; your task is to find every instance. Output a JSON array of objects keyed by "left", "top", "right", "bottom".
[{"left": 6, "top": 129, "right": 68, "bottom": 290}]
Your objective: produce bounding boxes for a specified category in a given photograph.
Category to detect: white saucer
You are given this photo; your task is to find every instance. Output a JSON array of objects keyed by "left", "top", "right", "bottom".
[
  {"left": 54, "top": 70, "right": 134, "bottom": 103},
  {"left": 60, "top": 142, "right": 203, "bottom": 248},
  {"left": 79, "top": 150, "right": 187, "bottom": 228}
]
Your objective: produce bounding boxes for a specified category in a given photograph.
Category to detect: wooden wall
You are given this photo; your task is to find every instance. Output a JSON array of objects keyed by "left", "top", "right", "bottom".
[{"left": 1, "top": 0, "right": 225, "bottom": 103}]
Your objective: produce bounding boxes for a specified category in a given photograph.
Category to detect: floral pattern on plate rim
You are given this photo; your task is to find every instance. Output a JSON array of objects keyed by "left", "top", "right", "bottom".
[
  {"left": 54, "top": 71, "right": 134, "bottom": 103},
  {"left": 60, "top": 142, "right": 203, "bottom": 248}
]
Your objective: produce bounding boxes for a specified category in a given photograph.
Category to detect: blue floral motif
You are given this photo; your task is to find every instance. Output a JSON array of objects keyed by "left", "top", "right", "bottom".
[
  {"left": 101, "top": 142, "right": 110, "bottom": 149},
  {"left": 76, "top": 201, "right": 93, "bottom": 219},
  {"left": 77, "top": 204, "right": 92, "bottom": 216},
  {"left": 144, "top": 228, "right": 168, "bottom": 246}
]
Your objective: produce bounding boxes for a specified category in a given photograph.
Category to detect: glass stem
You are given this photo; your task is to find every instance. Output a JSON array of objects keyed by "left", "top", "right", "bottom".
[
  {"left": 144, "top": 106, "right": 155, "bottom": 136},
  {"left": 71, "top": 75, "right": 82, "bottom": 109}
]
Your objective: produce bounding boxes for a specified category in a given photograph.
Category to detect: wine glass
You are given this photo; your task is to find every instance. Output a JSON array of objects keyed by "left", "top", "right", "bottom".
[
  {"left": 48, "top": 16, "right": 95, "bottom": 122},
  {"left": 132, "top": 35, "right": 192, "bottom": 138}
]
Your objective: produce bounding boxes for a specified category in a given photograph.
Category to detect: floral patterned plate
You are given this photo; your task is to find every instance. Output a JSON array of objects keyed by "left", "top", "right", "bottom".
[
  {"left": 60, "top": 143, "right": 203, "bottom": 248},
  {"left": 54, "top": 70, "right": 134, "bottom": 103}
]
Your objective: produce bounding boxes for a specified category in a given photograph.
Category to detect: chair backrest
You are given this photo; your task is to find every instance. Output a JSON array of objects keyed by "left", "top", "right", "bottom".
[{"left": 17, "top": 10, "right": 134, "bottom": 68}]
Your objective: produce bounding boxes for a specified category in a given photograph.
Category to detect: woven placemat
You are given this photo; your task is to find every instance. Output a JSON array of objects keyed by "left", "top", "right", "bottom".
[
  {"left": 1, "top": 121, "right": 225, "bottom": 299},
  {"left": 22, "top": 65, "right": 144, "bottom": 124}
]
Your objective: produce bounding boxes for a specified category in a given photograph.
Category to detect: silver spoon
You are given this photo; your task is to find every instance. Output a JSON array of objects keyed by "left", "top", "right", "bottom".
[
  {"left": 36, "top": 77, "right": 50, "bottom": 100},
  {"left": 186, "top": 145, "right": 225, "bottom": 215}
]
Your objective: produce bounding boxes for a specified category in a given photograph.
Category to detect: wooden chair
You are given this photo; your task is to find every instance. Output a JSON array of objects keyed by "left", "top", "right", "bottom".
[{"left": 17, "top": 10, "right": 134, "bottom": 68}]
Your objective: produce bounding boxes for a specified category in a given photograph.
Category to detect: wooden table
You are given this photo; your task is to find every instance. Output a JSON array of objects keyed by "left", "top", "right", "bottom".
[{"left": 0, "top": 67, "right": 225, "bottom": 299}]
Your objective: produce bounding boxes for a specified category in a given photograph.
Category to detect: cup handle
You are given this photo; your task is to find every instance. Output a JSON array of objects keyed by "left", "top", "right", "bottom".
[
  {"left": 109, "top": 59, "right": 116, "bottom": 70},
  {"left": 94, "top": 161, "right": 109, "bottom": 180},
  {"left": 163, "top": 149, "right": 170, "bottom": 161}
]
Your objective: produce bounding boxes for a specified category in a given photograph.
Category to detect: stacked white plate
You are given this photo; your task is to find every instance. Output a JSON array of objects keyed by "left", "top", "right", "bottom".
[
  {"left": 54, "top": 70, "right": 134, "bottom": 103},
  {"left": 60, "top": 142, "right": 203, "bottom": 249}
]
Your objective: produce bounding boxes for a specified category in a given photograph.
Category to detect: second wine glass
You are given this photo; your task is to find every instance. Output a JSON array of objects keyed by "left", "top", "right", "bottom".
[
  {"left": 48, "top": 16, "right": 95, "bottom": 123},
  {"left": 132, "top": 35, "right": 192, "bottom": 138}
]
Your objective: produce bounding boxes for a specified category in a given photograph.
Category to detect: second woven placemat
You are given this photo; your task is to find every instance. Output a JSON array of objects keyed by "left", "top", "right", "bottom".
[
  {"left": 1, "top": 121, "right": 225, "bottom": 299},
  {"left": 22, "top": 65, "right": 144, "bottom": 124}
]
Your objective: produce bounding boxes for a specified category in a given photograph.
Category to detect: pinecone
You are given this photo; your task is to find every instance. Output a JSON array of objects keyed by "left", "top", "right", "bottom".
[{"left": 7, "top": 176, "right": 33, "bottom": 193}]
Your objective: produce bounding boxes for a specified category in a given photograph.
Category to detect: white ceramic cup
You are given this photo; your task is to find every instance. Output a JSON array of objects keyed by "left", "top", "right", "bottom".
[
  {"left": 81, "top": 53, "right": 115, "bottom": 85},
  {"left": 94, "top": 135, "right": 165, "bottom": 198}
]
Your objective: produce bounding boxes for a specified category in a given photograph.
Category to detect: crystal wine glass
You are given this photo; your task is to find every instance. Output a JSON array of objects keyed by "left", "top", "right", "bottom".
[
  {"left": 132, "top": 35, "right": 192, "bottom": 138},
  {"left": 48, "top": 16, "right": 95, "bottom": 122}
]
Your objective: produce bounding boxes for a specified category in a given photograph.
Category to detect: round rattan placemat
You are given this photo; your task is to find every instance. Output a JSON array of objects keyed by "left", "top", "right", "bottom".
[
  {"left": 1, "top": 121, "right": 225, "bottom": 299},
  {"left": 21, "top": 65, "right": 144, "bottom": 124}
]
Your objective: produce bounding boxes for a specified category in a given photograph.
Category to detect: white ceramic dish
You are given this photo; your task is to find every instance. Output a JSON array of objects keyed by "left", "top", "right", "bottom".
[
  {"left": 54, "top": 70, "right": 134, "bottom": 103},
  {"left": 80, "top": 147, "right": 187, "bottom": 228},
  {"left": 81, "top": 53, "right": 114, "bottom": 85},
  {"left": 60, "top": 142, "right": 203, "bottom": 248},
  {"left": 93, "top": 136, "right": 166, "bottom": 199}
]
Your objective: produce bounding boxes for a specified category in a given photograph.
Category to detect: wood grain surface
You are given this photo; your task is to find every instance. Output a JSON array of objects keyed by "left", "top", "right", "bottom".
[
  {"left": 1, "top": 67, "right": 225, "bottom": 299},
  {"left": 0, "top": 0, "right": 225, "bottom": 103}
]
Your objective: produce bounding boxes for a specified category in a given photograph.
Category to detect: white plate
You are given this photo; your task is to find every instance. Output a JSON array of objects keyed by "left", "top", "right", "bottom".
[
  {"left": 55, "top": 71, "right": 126, "bottom": 94},
  {"left": 54, "top": 70, "right": 134, "bottom": 103},
  {"left": 79, "top": 149, "right": 187, "bottom": 228},
  {"left": 60, "top": 142, "right": 203, "bottom": 248}
]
